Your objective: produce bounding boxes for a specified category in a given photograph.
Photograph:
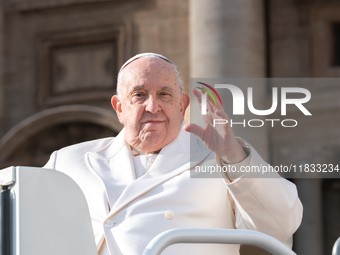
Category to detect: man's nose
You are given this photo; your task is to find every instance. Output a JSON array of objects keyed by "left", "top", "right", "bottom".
[{"left": 145, "top": 96, "right": 161, "bottom": 114}]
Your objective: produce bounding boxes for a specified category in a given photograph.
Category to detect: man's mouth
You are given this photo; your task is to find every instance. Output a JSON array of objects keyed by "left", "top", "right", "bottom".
[{"left": 142, "top": 119, "right": 165, "bottom": 125}]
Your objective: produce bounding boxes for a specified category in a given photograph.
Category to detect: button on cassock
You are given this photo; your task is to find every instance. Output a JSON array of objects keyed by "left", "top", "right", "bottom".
[
  {"left": 164, "top": 210, "right": 174, "bottom": 220},
  {"left": 104, "top": 220, "right": 115, "bottom": 228}
]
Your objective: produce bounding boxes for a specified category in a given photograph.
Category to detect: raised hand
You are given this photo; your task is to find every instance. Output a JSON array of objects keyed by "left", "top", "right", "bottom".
[{"left": 183, "top": 88, "right": 247, "bottom": 164}]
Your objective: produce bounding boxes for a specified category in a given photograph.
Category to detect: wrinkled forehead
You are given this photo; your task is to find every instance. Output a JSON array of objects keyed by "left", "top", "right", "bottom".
[{"left": 117, "top": 53, "right": 182, "bottom": 97}]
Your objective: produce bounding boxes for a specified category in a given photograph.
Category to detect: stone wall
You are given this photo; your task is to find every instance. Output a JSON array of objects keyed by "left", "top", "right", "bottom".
[
  {"left": 0, "top": 0, "right": 189, "bottom": 167},
  {"left": 270, "top": 1, "right": 340, "bottom": 254},
  {"left": 0, "top": 2, "right": 4, "bottom": 137}
]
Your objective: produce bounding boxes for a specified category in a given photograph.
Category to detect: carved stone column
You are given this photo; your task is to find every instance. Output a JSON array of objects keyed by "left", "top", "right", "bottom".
[{"left": 189, "top": 0, "right": 269, "bottom": 160}]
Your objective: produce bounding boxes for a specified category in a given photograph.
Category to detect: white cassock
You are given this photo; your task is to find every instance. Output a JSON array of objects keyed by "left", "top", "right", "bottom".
[{"left": 44, "top": 122, "right": 303, "bottom": 255}]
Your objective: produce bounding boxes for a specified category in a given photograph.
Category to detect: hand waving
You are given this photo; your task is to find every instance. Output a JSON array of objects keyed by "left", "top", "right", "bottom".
[{"left": 183, "top": 88, "right": 247, "bottom": 164}]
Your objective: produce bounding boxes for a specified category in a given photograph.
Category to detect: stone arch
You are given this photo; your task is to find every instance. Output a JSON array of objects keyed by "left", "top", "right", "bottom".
[{"left": 0, "top": 105, "right": 123, "bottom": 168}]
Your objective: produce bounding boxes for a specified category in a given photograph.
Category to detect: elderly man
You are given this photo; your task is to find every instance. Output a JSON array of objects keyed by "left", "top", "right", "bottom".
[{"left": 44, "top": 53, "right": 302, "bottom": 255}]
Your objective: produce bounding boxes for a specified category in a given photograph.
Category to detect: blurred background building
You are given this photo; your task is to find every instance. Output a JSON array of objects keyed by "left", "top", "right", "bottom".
[{"left": 0, "top": 0, "right": 339, "bottom": 254}]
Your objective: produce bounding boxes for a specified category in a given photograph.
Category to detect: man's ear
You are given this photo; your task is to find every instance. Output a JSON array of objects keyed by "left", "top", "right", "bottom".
[
  {"left": 181, "top": 93, "right": 190, "bottom": 118},
  {"left": 111, "top": 95, "right": 124, "bottom": 123}
]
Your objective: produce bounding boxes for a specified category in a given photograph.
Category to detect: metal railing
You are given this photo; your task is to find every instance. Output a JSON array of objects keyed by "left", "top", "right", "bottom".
[
  {"left": 333, "top": 237, "right": 340, "bottom": 255},
  {"left": 142, "top": 228, "right": 296, "bottom": 255},
  {"left": 0, "top": 187, "right": 11, "bottom": 255}
]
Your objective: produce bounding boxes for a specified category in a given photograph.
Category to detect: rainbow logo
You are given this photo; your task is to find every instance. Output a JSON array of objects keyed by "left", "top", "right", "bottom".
[{"left": 196, "top": 82, "right": 223, "bottom": 106}]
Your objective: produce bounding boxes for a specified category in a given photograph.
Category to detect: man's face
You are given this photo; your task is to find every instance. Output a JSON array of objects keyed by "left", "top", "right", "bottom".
[{"left": 112, "top": 57, "right": 189, "bottom": 152}]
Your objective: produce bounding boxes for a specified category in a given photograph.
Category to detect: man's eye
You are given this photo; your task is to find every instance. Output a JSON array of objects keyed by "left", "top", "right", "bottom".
[
  {"left": 133, "top": 92, "right": 146, "bottom": 98},
  {"left": 159, "top": 92, "right": 171, "bottom": 97}
]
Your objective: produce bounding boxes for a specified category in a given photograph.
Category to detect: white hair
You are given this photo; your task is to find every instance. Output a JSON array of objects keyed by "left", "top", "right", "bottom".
[{"left": 116, "top": 53, "right": 183, "bottom": 98}]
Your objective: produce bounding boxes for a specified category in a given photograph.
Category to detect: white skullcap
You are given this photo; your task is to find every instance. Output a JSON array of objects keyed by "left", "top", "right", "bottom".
[{"left": 119, "top": 52, "right": 180, "bottom": 73}]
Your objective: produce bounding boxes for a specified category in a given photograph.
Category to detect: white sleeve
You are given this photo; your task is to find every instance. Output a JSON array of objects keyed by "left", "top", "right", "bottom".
[{"left": 220, "top": 139, "right": 303, "bottom": 243}]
